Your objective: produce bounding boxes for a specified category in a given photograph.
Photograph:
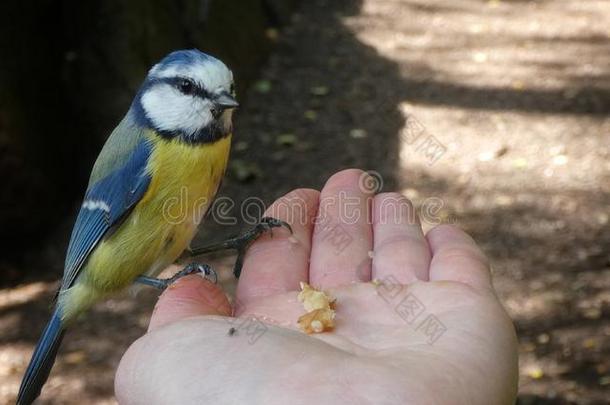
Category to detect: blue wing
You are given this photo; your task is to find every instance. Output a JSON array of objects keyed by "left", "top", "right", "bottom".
[{"left": 61, "top": 138, "right": 153, "bottom": 290}]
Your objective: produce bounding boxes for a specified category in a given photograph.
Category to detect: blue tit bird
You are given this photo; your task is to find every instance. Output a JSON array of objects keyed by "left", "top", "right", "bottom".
[{"left": 17, "top": 49, "right": 244, "bottom": 405}]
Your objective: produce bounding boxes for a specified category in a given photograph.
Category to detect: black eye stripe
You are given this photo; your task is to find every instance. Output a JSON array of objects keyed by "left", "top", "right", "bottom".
[{"left": 161, "top": 77, "right": 208, "bottom": 98}]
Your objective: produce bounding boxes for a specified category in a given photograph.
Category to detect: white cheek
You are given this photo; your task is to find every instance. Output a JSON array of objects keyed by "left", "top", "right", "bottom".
[{"left": 141, "top": 85, "right": 213, "bottom": 135}]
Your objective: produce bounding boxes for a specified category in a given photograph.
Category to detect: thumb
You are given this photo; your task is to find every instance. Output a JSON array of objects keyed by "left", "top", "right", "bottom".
[{"left": 148, "top": 274, "right": 232, "bottom": 332}]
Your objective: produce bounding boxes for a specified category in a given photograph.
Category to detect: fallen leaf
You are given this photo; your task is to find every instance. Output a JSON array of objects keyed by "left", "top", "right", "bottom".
[
  {"left": 478, "top": 151, "right": 495, "bottom": 162},
  {"left": 350, "top": 128, "right": 368, "bottom": 139},
  {"left": 254, "top": 80, "right": 272, "bottom": 94},
  {"left": 265, "top": 28, "right": 279, "bottom": 41},
  {"left": 552, "top": 155, "right": 568, "bottom": 165},
  {"left": 512, "top": 158, "right": 528, "bottom": 168},
  {"left": 583, "top": 308, "right": 601, "bottom": 319},
  {"left": 511, "top": 80, "right": 525, "bottom": 90},
  {"left": 234, "top": 141, "right": 249, "bottom": 152},
  {"left": 276, "top": 133, "right": 298, "bottom": 146},
  {"left": 230, "top": 160, "right": 262, "bottom": 182},
  {"left": 304, "top": 110, "right": 318, "bottom": 121},
  {"left": 599, "top": 376, "right": 610, "bottom": 386},
  {"left": 310, "top": 85, "right": 329, "bottom": 96},
  {"left": 526, "top": 366, "right": 544, "bottom": 379},
  {"left": 64, "top": 351, "right": 86, "bottom": 365},
  {"left": 496, "top": 146, "right": 509, "bottom": 157}
]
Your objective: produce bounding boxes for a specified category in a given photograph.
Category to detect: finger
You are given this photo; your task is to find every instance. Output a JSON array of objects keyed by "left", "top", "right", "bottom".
[
  {"left": 310, "top": 169, "right": 374, "bottom": 288},
  {"left": 426, "top": 224, "right": 492, "bottom": 290},
  {"left": 236, "top": 188, "right": 319, "bottom": 306},
  {"left": 148, "top": 274, "right": 231, "bottom": 332},
  {"left": 372, "top": 193, "right": 431, "bottom": 283}
]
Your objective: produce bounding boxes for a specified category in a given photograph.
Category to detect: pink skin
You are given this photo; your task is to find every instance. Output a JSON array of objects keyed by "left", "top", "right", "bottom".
[{"left": 115, "top": 169, "right": 518, "bottom": 405}]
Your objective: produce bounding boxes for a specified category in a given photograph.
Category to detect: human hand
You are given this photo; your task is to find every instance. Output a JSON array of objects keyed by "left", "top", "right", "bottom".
[{"left": 115, "top": 169, "right": 518, "bottom": 405}]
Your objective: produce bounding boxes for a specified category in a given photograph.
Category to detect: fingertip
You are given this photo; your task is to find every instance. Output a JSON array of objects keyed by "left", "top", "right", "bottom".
[
  {"left": 427, "top": 224, "right": 477, "bottom": 246},
  {"left": 323, "top": 168, "right": 368, "bottom": 192},
  {"left": 264, "top": 188, "right": 320, "bottom": 227},
  {"left": 426, "top": 224, "right": 487, "bottom": 263},
  {"left": 148, "top": 275, "right": 231, "bottom": 332},
  {"left": 426, "top": 224, "right": 492, "bottom": 290},
  {"left": 288, "top": 187, "right": 321, "bottom": 199}
]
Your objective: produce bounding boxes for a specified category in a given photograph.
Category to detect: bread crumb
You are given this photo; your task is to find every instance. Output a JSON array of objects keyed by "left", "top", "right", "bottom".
[{"left": 297, "top": 282, "right": 336, "bottom": 334}]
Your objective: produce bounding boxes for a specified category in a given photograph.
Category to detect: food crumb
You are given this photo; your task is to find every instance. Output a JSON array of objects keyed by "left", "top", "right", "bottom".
[{"left": 297, "top": 282, "right": 335, "bottom": 334}]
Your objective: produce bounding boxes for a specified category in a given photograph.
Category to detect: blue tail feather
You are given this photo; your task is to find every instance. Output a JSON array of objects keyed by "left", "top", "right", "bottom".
[{"left": 17, "top": 308, "right": 65, "bottom": 405}]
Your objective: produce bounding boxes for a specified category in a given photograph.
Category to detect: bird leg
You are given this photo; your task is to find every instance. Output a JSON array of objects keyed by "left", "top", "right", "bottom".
[
  {"left": 135, "top": 262, "right": 217, "bottom": 290},
  {"left": 189, "top": 217, "right": 293, "bottom": 278}
]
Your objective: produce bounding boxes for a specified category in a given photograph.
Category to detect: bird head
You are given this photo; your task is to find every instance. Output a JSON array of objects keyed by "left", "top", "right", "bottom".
[{"left": 132, "top": 49, "right": 237, "bottom": 144}]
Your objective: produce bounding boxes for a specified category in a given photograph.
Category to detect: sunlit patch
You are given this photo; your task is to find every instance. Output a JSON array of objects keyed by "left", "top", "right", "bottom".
[{"left": 0, "top": 282, "right": 51, "bottom": 310}]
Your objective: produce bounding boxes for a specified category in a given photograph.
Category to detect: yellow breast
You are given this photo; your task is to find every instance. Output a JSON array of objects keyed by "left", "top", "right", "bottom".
[
  {"left": 60, "top": 133, "right": 231, "bottom": 320},
  {"left": 136, "top": 133, "right": 232, "bottom": 269}
]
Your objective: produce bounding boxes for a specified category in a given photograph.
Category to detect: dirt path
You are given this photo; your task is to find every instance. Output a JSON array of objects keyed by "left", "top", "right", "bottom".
[{"left": 1, "top": 0, "right": 608, "bottom": 403}]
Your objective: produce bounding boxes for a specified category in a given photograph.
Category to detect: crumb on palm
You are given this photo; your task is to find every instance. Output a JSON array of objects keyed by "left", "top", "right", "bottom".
[{"left": 297, "top": 282, "right": 336, "bottom": 334}]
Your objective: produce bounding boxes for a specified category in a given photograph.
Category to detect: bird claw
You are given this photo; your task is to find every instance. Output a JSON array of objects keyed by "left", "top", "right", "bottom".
[
  {"left": 168, "top": 263, "right": 218, "bottom": 285},
  {"left": 255, "top": 217, "right": 293, "bottom": 239},
  {"left": 188, "top": 217, "right": 293, "bottom": 279},
  {"left": 135, "top": 262, "right": 217, "bottom": 290}
]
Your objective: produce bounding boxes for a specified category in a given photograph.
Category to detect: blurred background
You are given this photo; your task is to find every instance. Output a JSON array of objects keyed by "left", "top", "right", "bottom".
[{"left": 0, "top": 0, "right": 608, "bottom": 403}]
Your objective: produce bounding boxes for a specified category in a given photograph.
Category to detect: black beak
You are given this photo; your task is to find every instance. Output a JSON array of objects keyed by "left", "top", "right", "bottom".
[{"left": 214, "top": 91, "right": 239, "bottom": 110}]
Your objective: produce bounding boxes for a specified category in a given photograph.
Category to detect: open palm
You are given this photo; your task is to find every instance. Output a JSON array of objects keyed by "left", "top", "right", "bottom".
[{"left": 116, "top": 169, "right": 518, "bottom": 405}]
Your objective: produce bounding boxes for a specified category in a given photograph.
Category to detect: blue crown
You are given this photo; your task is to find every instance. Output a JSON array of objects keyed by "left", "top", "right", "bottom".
[{"left": 155, "top": 49, "right": 216, "bottom": 69}]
